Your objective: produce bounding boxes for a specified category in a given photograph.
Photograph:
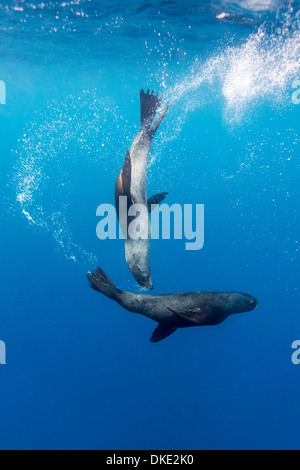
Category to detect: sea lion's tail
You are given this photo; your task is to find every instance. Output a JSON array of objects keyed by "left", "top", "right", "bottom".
[
  {"left": 140, "top": 89, "right": 169, "bottom": 134},
  {"left": 87, "top": 267, "right": 121, "bottom": 301}
]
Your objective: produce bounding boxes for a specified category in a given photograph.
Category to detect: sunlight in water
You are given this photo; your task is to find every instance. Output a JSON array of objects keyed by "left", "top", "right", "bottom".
[{"left": 158, "top": 8, "right": 299, "bottom": 126}]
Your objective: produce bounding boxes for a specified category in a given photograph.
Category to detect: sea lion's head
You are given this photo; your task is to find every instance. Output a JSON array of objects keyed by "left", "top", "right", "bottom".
[
  {"left": 130, "top": 263, "right": 153, "bottom": 290},
  {"left": 125, "top": 241, "right": 153, "bottom": 290},
  {"left": 227, "top": 292, "right": 258, "bottom": 314}
]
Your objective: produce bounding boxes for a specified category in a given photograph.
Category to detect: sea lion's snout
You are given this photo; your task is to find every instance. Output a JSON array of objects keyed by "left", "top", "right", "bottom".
[
  {"left": 249, "top": 297, "right": 258, "bottom": 308},
  {"left": 141, "top": 277, "right": 153, "bottom": 291},
  {"left": 242, "top": 294, "right": 258, "bottom": 312},
  {"left": 129, "top": 262, "right": 153, "bottom": 290},
  {"left": 228, "top": 292, "right": 258, "bottom": 314}
]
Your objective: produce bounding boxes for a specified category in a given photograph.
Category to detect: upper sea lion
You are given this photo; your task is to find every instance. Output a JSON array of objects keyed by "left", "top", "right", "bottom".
[{"left": 115, "top": 89, "right": 170, "bottom": 290}]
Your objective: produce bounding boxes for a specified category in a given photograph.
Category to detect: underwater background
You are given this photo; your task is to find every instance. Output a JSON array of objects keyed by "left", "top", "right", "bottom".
[{"left": 0, "top": 0, "right": 299, "bottom": 450}]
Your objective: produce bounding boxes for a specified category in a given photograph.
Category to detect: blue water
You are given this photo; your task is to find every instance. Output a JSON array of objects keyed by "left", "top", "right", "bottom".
[{"left": 0, "top": 0, "right": 299, "bottom": 450}]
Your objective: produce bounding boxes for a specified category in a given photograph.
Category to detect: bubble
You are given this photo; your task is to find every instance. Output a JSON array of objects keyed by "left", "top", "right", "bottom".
[
  {"left": 12, "top": 90, "right": 125, "bottom": 266},
  {"left": 149, "top": 6, "right": 300, "bottom": 128}
]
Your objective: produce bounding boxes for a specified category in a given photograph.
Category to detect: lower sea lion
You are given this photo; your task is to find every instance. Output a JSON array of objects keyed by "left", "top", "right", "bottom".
[
  {"left": 115, "top": 89, "right": 170, "bottom": 290},
  {"left": 87, "top": 267, "right": 258, "bottom": 342}
]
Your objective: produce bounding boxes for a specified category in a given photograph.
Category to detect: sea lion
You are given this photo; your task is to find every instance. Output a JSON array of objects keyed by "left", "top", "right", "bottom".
[
  {"left": 115, "top": 89, "right": 170, "bottom": 290},
  {"left": 87, "top": 267, "right": 258, "bottom": 343}
]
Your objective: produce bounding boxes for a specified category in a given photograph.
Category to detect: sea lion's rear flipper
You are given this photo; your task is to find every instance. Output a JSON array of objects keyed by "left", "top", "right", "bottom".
[
  {"left": 150, "top": 323, "right": 177, "bottom": 343},
  {"left": 147, "top": 192, "right": 168, "bottom": 212},
  {"left": 87, "top": 267, "right": 121, "bottom": 301},
  {"left": 150, "top": 103, "right": 170, "bottom": 137},
  {"left": 140, "top": 89, "right": 162, "bottom": 129},
  {"left": 167, "top": 307, "right": 200, "bottom": 324}
]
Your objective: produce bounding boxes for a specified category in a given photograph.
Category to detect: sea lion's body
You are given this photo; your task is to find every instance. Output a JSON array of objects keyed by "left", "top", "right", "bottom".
[
  {"left": 115, "top": 90, "right": 169, "bottom": 290},
  {"left": 87, "top": 267, "right": 258, "bottom": 342},
  {"left": 129, "top": 128, "right": 151, "bottom": 207}
]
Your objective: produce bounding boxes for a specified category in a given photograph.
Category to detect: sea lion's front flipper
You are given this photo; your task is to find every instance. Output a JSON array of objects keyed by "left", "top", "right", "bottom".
[
  {"left": 167, "top": 307, "right": 200, "bottom": 325},
  {"left": 150, "top": 323, "right": 177, "bottom": 343},
  {"left": 147, "top": 192, "right": 168, "bottom": 212},
  {"left": 115, "top": 150, "right": 132, "bottom": 215},
  {"left": 121, "top": 150, "right": 131, "bottom": 196},
  {"left": 140, "top": 89, "right": 162, "bottom": 129}
]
